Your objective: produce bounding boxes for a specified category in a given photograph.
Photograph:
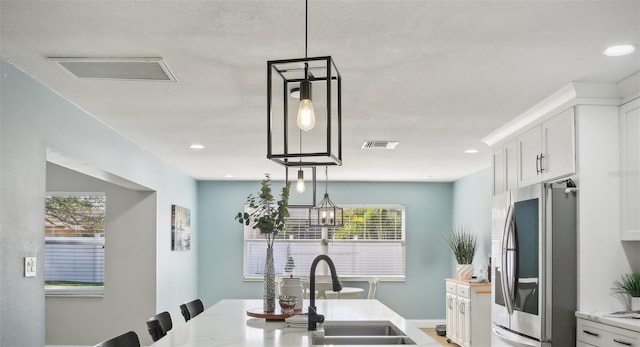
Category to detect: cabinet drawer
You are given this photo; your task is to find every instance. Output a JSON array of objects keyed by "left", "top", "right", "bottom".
[
  {"left": 446, "top": 281, "right": 456, "bottom": 294},
  {"left": 456, "top": 284, "right": 470, "bottom": 299},
  {"left": 577, "top": 318, "right": 640, "bottom": 347}
]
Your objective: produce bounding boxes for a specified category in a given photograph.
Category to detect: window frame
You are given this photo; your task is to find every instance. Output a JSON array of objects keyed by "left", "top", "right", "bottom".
[
  {"left": 242, "top": 204, "right": 406, "bottom": 282},
  {"left": 44, "top": 192, "right": 106, "bottom": 297}
]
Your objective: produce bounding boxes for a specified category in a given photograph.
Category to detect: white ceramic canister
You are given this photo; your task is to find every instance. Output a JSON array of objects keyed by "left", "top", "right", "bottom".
[{"left": 280, "top": 276, "right": 304, "bottom": 310}]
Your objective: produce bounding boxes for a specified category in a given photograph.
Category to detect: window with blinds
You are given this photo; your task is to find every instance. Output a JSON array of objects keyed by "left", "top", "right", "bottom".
[
  {"left": 44, "top": 193, "right": 105, "bottom": 296},
  {"left": 243, "top": 205, "right": 405, "bottom": 281}
]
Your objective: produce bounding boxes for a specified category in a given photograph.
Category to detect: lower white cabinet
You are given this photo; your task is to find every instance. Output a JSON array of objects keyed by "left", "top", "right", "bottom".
[
  {"left": 445, "top": 279, "right": 491, "bottom": 347},
  {"left": 577, "top": 317, "right": 640, "bottom": 347}
]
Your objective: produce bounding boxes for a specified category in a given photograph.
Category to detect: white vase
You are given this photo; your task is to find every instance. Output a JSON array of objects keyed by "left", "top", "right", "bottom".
[
  {"left": 280, "top": 277, "right": 304, "bottom": 311},
  {"left": 632, "top": 296, "right": 640, "bottom": 311},
  {"left": 457, "top": 264, "right": 474, "bottom": 280}
]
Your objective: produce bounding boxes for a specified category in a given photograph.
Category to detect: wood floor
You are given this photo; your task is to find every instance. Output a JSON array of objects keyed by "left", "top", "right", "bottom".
[{"left": 420, "top": 328, "right": 460, "bottom": 347}]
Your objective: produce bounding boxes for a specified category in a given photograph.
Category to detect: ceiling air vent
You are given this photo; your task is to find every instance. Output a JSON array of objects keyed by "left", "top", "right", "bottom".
[
  {"left": 48, "top": 57, "right": 176, "bottom": 81},
  {"left": 361, "top": 141, "right": 399, "bottom": 150}
]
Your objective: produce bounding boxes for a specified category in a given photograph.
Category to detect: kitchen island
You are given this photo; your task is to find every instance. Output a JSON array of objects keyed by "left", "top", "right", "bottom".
[{"left": 151, "top": 299, "right": 439, "bottom": 346}]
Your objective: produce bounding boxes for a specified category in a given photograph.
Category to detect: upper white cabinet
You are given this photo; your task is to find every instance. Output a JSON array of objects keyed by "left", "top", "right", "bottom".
[
  {"left": 492, "top": 139, "right": 517, "bottom": 195},
  {"left": 517, "top": 108, "right": 576, "bottom": 187},
  {"left": 620, "top": 98, "right": 640, "bottom": 241}
]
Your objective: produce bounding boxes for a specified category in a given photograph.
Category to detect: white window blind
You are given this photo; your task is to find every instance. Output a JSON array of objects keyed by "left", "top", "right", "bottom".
[
  {"left": 44, "top": 193, "right": 105, "bottom": 296},
  {"left": 243, "top": 205, "right": 405, "bottom": 281}
]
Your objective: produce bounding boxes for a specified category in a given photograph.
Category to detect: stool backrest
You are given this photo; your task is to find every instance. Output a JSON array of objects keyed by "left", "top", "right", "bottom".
[
  {"left": 94, "top": 331, "right": 140, "bottom": 347},
  {"left": 146, "top": 311, "right": 172, "bottom": 341},
  {"left": 180, "top": 298, "right": 204, "bottom": 322}
]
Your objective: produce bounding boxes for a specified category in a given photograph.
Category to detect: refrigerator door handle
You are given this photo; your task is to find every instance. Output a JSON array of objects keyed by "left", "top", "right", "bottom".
[{"left": 501, "top": 203, "right": 516, "bottom": 315}]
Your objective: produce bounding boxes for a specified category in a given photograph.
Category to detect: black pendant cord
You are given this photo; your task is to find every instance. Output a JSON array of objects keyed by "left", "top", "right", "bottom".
[
  {"left": 305, "top": 0, "right": 308, "bottom": 59},
  {"left": 324, "top": 166, "right": 329, "bottom": 195}
]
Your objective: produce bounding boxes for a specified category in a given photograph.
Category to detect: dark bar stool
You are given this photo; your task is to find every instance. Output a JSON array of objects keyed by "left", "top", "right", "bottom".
[
  {"left": 94, "top": 331, "right": 140, "bottom": 347},
  {"left": 146, "top": 311, "right": 173, "bottom": 342},
  {"left": 180, "top": 298, "right": 204, "bottom": 322}
]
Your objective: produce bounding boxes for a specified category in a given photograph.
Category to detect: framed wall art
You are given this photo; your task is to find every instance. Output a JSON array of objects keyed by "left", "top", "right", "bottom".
[{"left": 171, "top": 205, "right": 191, "bottom": 251}]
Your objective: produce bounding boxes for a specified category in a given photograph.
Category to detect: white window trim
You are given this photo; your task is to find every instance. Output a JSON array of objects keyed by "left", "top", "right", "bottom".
[
  {"left": 243, "top": 204, "right": 406, "bottom": 281},
  {"left": 44, "top": 192, "right": 105, "bottom": 297}
]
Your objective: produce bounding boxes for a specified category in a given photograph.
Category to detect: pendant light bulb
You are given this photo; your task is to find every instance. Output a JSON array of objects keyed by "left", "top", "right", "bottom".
[
  {"left": 297, "top": 80, "right": 315, "bottom": 131},
  {"left": 296, "top": 169, "right": 306, "bottom": 193}
]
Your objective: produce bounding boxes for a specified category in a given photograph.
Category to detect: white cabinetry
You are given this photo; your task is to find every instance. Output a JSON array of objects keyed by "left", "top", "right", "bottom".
[
  {"left": 621, "top": 98, "right": 640, "bottom": 241},
  {"left": 492, "top": 139, "right": 517, "bottom": 195},
  {"left": 445, "top": 279, "right": 490, "bottom": 347},
  {"left": 576, "top": 317, "right": 640, "bottom": 347},
  {"left": 517, "top": 108, "right": 576, "bottom": 187}
]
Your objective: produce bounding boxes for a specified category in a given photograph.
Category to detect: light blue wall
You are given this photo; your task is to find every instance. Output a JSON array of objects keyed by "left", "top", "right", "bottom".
[
  {"left": 197, "top": 180, "right": 454, "bottom": 319},
  {"left": 1, "top": 59, "right": 198, "bottom": 345},
  {"left": 452, "top": 167, "right": 492, "bottom": 277}
]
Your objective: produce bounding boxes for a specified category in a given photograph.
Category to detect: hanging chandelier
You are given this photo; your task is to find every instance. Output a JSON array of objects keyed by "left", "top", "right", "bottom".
[
  {"left": 266, "top": 0, "right": 342, "bottom": 168},
  {"left": 310, "top": 166, "right": 343, "bottom": 227}
]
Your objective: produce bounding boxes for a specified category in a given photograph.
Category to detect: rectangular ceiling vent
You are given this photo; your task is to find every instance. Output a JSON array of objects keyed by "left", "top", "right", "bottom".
[
  {"left": 361, "top": 141, "right": 399, "bottom": 150},
  {"left": 48, "top": 57, "right": 176, "bottom": 81}
]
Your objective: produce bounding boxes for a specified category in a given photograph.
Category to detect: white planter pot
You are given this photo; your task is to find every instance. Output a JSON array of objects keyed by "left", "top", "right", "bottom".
[
  {"left": 457, "top": 264, "right": 474, "bottom": 280},
  {"left": 632, "top": 296, "right": 640, "bottom": 311}
]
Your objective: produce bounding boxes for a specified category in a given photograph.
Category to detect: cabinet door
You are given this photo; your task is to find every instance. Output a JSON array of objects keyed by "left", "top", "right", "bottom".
[
  {"left": 517, "top": 125, "right": 542, "bottom": 187},
  {"left": 621, "top": 98, "right": 640, "bottom": 240},
  {"left": 505, "top": 139, "right": 518, "bottom": 191},
  {"left": 493, "top": 139, "right": 518, "bottom": 195},
  {"left": 445, "top": 293, "right": 457, "bottom": 341},
  {"left": 457, "top": 298, "right": 471, "bottom": 347},
  {"left": 542, "top": 108, "right": 575, "bottom": 180},
  {"left": 493, "top": 146, "right": 506, "bottom": 195}
]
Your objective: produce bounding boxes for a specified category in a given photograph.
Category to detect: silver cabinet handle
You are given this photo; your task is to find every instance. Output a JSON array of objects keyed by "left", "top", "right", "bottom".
[{"left": 613, "top": 339, "right": 632, "bottom": 346}]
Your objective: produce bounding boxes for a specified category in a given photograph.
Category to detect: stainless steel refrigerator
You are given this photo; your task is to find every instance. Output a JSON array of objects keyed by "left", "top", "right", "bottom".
[{"left": 491, "top": 182, "right": 577, "bottom": 347}]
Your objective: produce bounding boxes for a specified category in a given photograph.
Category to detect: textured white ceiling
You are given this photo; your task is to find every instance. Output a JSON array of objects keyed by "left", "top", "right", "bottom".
[{"left": 1, "top": 0, "right": 639, "bottom": 182}]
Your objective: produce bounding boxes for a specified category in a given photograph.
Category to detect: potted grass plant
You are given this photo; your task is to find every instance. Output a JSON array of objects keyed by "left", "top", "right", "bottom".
[
  {"left": 447, "top": 226, "right": 478, "bottom": 280},
  {"left": 613, "top": 273, "right": 640, "bottom": 311}
]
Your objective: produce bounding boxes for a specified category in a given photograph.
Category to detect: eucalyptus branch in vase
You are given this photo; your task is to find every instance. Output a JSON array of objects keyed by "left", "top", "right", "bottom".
[{"left": 235, "top": 175, "right": 291, "bottom": 248}]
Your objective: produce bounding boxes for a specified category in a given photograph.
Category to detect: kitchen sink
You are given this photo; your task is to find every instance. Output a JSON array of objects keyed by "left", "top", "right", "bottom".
[{"left": 310, "top": 321, "right": 416, "bottom": 345}]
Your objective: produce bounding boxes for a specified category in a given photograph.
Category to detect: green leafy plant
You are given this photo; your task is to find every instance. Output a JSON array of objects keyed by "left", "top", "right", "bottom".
[
  {"left": 235, "top": 175, "right": 291, "bottom": 248},
  {"left": 613, "top": 273, "right": 640, "bottom": 297},
  {"left": 447, "top": 227, "right": 477, "bottom": 265}
]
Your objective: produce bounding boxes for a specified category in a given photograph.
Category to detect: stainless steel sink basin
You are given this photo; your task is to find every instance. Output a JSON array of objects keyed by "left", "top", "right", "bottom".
[
  {"left": 311, "top": 336, "right": 416, "bottom": 345},
  {"left": 323, "top": 321, "right": 403, "bottom": 336},
  {"left": 310, "top": 321, "right": 416, "bottom": 345}
]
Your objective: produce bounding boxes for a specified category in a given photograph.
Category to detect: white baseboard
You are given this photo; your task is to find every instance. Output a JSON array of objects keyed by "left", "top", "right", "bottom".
[{"left": 407, "top": 319, "right": 446, "bottom": 328}]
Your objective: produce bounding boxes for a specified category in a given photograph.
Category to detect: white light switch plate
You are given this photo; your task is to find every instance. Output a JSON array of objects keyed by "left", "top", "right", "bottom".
[{"left": 25, "top": 257, "right": 36, "bottom": 277}]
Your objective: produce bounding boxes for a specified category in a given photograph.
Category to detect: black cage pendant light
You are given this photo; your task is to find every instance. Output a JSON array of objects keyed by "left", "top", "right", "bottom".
[
  {"left": 310, "top": 166, "right": 343, "bottom": 227},
  {"left": 267, "top": 0, "right": 342, "bottom": 168}
]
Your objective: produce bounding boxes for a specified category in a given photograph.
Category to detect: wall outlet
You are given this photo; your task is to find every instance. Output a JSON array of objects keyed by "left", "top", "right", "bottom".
[{"left": 25, "top": 257, "right": 36, "bottom": 277}]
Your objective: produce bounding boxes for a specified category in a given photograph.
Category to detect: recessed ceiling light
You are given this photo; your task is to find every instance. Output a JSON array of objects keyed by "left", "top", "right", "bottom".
[
  {"left": 464, "top": 149, "right": 479, "bottom": 154},
  {"left": 604, "top": 44, "right": 636, "bottom": 57},
  {"left": 224, "top": 174, "right": 234, "bottom": 178},
  {"left": 189, "top": 144, "right": 205, "bottom": 149},
  {"left": 421, "top": 175, "right": 432, "bottom": 179}
]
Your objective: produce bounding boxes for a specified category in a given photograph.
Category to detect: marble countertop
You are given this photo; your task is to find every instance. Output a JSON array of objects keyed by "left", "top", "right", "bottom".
[
  {"left": 151, "top": 299, "right": 439, "bottom": 346},
  {"left": 576, "top": 311, "right": 640, "bottom": 332}
]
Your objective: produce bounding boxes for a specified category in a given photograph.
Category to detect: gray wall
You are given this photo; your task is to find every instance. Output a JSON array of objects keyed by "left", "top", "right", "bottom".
[
  {"left": 197, "top": 180, "right": 457, "bottom": 319},
  {"left": 45, "top": 163, "right": 156, "bottom": 345},
  {"left": 1, "top": 59, "right": 198, "bottom": 346}
]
